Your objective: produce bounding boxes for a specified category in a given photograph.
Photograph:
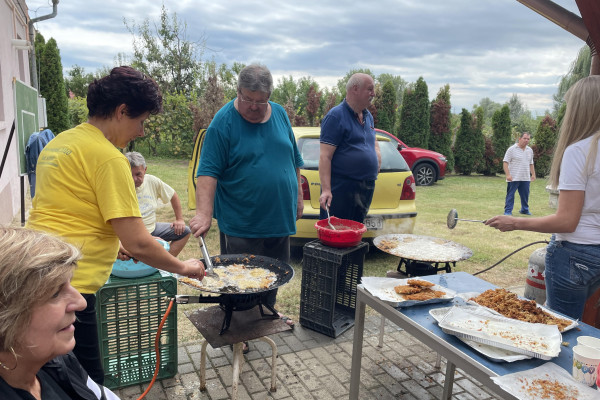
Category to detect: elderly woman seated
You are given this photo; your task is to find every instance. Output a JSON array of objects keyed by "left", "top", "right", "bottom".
[{"left": 0, "top": 228, "right": 119, "bottom": 399}]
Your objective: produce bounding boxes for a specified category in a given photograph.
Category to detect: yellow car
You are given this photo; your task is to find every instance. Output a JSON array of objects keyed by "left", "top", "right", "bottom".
[{"left": 291, "top": 127, "right": 417, "bottom": 247}]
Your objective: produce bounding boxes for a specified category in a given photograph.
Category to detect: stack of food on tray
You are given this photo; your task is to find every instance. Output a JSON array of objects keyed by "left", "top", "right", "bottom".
[{"left": 435, "top": 288, "right": 577, "bottom": 361}]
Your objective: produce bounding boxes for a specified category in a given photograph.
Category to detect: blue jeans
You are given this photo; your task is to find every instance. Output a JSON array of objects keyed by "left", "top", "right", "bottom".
[
  {"left": 504, "top": 181, "right": 530, "bottom": 214},
  {"left": 545, "top": 237, "right": 600, "bottom": 319}
]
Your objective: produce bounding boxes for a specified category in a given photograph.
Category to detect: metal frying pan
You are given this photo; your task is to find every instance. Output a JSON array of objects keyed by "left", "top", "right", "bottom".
[
  {"left": 447, "top": 209, "right": 487, "bottom": 229},
  {"left": 178, "top": 253, "right": 295, "bottom": 294},
  {"left": 373, "top": 233, "right": 473, "bottom": 263}
]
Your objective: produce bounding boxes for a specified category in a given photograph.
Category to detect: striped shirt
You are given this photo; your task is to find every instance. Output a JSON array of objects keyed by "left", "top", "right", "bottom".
[{"left": 503, "top": 143, "right": 533, "bottom": 181}]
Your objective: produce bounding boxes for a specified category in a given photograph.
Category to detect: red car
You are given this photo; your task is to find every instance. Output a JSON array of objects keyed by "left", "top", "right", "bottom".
[{"left": 376, "top": 129, "right": 447, "bottom": 186}]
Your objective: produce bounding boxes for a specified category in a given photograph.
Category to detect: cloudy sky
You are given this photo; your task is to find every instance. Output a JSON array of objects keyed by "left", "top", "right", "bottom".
[{"left": 27, "top": 0, "right": 586, "bottom": 114}]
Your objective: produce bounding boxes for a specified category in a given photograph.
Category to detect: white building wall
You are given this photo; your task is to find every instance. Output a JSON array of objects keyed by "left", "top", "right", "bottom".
[{"left": 0, "top": 0, "right": 30, "bottom": 224}]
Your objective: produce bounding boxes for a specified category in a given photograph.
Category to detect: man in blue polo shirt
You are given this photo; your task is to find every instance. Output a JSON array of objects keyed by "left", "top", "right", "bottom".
[{"left": 319, "top": 73, "right": 381, "bottom": 223}]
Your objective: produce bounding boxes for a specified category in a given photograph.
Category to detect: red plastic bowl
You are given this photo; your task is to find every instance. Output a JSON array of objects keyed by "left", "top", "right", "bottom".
[{"left": 315, "top": 216, "right": 367, "bottom": 248}]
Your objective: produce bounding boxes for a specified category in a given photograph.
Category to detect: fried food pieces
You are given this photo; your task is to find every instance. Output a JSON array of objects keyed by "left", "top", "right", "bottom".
[
  {"left": 470, "top": 288, "right": 572, "bottom": 332},
  {"left": 394, "top": 278, "right": 445, "bottom": 301}
]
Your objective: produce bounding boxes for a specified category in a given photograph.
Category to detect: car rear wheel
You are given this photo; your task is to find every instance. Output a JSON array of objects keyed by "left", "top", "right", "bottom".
[{"left": 414, "top": 163, "right": 436, "bottom": 186}]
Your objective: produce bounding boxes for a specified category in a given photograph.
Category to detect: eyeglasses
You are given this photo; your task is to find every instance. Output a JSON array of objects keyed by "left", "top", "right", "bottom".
[{"left": 238, "top": 94, "right": 269, "bottom": 107}]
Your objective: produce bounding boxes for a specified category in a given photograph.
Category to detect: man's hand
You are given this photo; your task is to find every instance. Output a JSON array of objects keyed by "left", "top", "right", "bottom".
[
  {"left": 319, "top": 191, "right": 332, "bottom": 211},
  {"left": 171, "top": 219, "right": 186, "bottom": 235},
  {"left": 506, "top": 174, "right": 513, "bottom": 182},
  {"left": 189, "top": 214, "right": 212, "bottom": 238}
]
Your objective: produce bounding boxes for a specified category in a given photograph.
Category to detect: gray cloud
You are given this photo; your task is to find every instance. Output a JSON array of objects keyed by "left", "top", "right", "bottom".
[{"left": 29, "top": 0, "right": 585, "bottom": 114}]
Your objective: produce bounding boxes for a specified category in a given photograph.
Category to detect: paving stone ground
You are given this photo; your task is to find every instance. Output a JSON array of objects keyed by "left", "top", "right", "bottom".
[{"left": 113, "top": 315, "right": 505, "bottom": 400}]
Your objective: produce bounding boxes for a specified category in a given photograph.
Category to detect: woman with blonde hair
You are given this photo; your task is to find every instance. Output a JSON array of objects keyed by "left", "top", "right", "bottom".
[
  {"left": 0, "top": 228, "right": 119, "bottom": 399},
  {"left": 486, "top": 75, "right": 600, "bottom": 319}
]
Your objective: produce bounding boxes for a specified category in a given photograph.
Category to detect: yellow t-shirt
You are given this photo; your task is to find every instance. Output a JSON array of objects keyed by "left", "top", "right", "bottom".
[
  {"left": 136, "top": 174, "right": 175, "bottom": 233},
  {"left": 27, "top": 123, "right": 141, "bottom": 293}
]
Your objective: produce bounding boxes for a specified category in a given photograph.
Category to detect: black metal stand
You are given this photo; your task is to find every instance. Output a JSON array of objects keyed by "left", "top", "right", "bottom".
[{"left": 396, "top": 257, "right": 455, "bottom": 277}]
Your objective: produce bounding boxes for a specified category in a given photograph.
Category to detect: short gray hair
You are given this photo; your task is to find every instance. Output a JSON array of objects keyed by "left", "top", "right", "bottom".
[
  {"left": 125, "top": 151, "right": 146, "bottom": 168},
  {"left": 237, "top": 64, "right": 273, "bottom": 96}
]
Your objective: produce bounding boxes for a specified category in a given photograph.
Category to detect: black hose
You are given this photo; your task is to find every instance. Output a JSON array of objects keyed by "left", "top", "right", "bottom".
[{"left": 473, "top": 240, "right": 549, "bottom": 276}]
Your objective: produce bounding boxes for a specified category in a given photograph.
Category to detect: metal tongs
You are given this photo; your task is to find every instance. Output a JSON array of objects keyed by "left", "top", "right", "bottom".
[{"left": 199, "top": 236, "right": 219, "bottom": 278}]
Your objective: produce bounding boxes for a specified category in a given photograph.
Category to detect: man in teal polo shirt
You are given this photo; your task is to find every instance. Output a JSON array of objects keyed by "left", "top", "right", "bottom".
[{"left": 190, "top": 64, "right": 302, "bottom": 341}]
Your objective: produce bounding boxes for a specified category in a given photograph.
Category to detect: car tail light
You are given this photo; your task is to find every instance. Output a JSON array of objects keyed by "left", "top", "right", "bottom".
[
  {"left": 301, "top": 175, "right": 310, "bottom": 200},
  {"left": 400, "top": 175, "right": 416, "bottom": 200}
]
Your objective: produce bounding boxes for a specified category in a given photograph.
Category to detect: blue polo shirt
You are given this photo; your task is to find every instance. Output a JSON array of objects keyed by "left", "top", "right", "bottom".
[
  {"left": 197, "top": 101, "right": 304, "bottom": 238},
  {"left": 320, "top": 99, "right": 378, "bottom": 181}
]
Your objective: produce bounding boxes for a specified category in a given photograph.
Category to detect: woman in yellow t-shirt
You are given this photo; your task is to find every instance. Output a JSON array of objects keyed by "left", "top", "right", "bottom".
[{"left": 27, "top": 66, "right": 204, "bottom": 384}]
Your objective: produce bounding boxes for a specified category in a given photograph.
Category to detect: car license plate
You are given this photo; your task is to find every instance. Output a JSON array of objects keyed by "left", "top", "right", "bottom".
[{"left": 364, "top": 217, "right": 383, "bottom": 230}]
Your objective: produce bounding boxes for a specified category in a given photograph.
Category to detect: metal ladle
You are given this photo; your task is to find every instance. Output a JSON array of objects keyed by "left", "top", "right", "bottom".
[
  {"left": 447, "top": 209, "right": 487, "bottom": 229},
  {"left": 326, "top": 205, "right": 336, "bottom": 230}
]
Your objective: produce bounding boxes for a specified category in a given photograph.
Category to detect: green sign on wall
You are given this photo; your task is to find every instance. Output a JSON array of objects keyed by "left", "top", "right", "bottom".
[{"left": 13, "top": 79, "right": 39, "bottom": 176}]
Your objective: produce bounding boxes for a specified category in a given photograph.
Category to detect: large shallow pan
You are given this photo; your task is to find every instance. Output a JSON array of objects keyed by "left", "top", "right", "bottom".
[
  {"left": 178, "top": 253, "right": 295, "bottom": 294},
  {"left": 373, "top": 234, "right": 473, "bottom": 263}
]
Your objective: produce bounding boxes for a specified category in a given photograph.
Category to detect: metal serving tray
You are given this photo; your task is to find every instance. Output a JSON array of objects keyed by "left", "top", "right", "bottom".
[
  {"left": 429, "top": 306, "right": 530, "bottom": 362},
  {"left": 438, "top": 306, "right": 562, "bottom": 360},
  {"left": 362, "top": 276, "right": 456, "bottom": 308}
]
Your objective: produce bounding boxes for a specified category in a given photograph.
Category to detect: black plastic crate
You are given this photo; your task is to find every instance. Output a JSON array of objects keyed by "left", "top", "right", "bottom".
[
  {"left": 300, "top": 240, "right": 368, "bottom": 337},
  {"left": 96, "top": 270, "right": 178, "bottom": 389}
]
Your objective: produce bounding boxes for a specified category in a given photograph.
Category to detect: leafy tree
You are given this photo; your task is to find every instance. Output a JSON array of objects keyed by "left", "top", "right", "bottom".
[
  {"left": 429, "top": 85, "right": 453, "bottom": 170},
  {"left": 454, "top": 109, "right": 483, "bottom": 175},
  {"left": 271, "top": 75, "right": 298, "bottom": 107},
  {"left": 125, "top": 4, "right": 205, "bottom": 96},
  {"left": 322, "top": 89, "right": 339, "bottom": 120},
  {"left": 142, "top": 93, "right": 194, "bottom": 157},
  {"left": 553, "top": 45, "right": 591, "bottom": 114},
  {"left": 377, "top": 73, "right": 407, "bottom": 109},
  {"left": 305, "top": 84, "right": 322, "bottom": 126},
  {"left": 39, "top": 37, "right": 70, "bottom": 134},
  {"left": 67, "top": 96, "right": 88, "bottom": 128},
  {"left": 474, "top": 97, "right": 502, "bottom": 129},
  {"left": 295, "top": 76, "right": 321, "bottom": 123},
  {"left": 374, "top": 81, "right": 396, "bottom": 133},
  {"left": 65, "top": 65, "right": 95, "bottom": 98},
  {"left": 191, "top": 64, "right": 225, "bottom": 133},
  {"left": 531, "top": 115, "right": 558, "bottom": 178},
  {"left": 398, "top": 77, "right": 429, "bottom": 148},
  {"left": 216, "top": 61, "right": 244, "bottom": 101},
  {"left": 491, "top": 105, "right": 512, "bottom": 173}
]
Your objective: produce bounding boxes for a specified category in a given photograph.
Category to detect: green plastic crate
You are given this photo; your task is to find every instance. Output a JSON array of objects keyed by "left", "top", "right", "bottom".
[{"left": 96, "top": 270, "right": 178, "bottom": 389}]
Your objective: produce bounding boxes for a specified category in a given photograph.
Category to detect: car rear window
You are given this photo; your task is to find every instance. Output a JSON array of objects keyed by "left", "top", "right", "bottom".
[{"left": 297, "top": 137, "right": 409, "bottom": 172}]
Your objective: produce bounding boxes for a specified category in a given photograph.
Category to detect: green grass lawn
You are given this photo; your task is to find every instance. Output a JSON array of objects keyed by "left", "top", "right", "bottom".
[{"left": 146, "top": 157, "right": 554, "bottom": 342}]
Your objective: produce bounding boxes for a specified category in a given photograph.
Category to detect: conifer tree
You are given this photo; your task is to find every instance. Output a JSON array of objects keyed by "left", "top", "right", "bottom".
[
  {"left": 38, "top": 37, "right": 70, "bottom": 134},
  {"left": 454, "top": 108, "right": 484, "bottom": 175},
  {"left": 375, "top": 80, "right": 396, "bottom": 133},
  {"left": 429, "top": 85, "right": 453, "bottom": 170},
  {"left": 399, "top": 77, "right": 429, "bottom": 148},
  {"left": 491, "top": 105, "right": 512, "bottom": 173},
  {"left": 532, "top": 115, "right": 558, "bottom": 178}
]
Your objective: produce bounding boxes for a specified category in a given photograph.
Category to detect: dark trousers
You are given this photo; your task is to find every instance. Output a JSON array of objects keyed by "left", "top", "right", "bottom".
[
  {"left": 219, "top": 232, "right": 290, "bottom": 307},
  {"left": 504, "top": 181, "right": 530, "bottom": 214},
  {"left": 73, "top": 293, "right": 104, "bottom": 384},
  {"left": 320, "top": 176, "right": 375, "bottom": 223}
]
